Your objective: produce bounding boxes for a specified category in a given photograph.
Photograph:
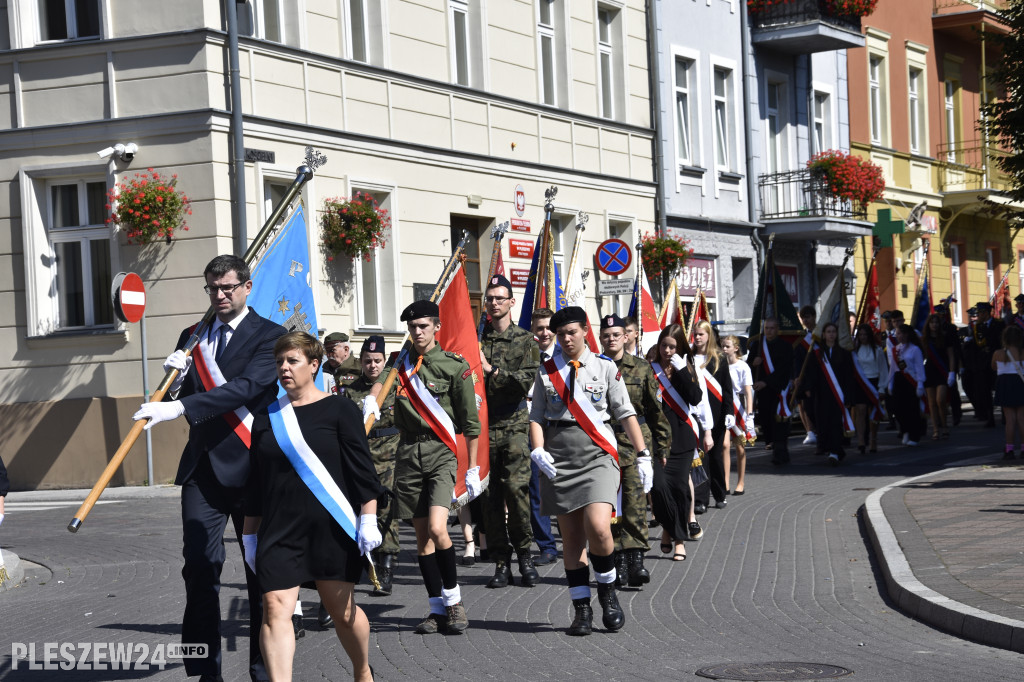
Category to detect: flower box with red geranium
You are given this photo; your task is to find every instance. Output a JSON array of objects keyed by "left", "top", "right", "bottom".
[
  {"left": 807, "top": 150, "right": 885, "bottom": 213},
  {"left": 320, "top": 193, "right": 392, "bottom": 262},
  {"left": 641, "top": 232, "right": 694, "bottom": 278},
  {"left": 747, "top": 0, "right": 877, "bottom": 18},
  {"left": 107, "top": 169, "right": 192, "bottom": 245}
]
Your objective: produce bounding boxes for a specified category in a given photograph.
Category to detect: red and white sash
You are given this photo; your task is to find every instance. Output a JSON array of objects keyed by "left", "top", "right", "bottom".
[
  {"left": 730, "top": 392, "right": 748, "bottom": 438},
  {"left": 652, "top": 362, "right": 699, "bottom": 440},
  {"left": 812, "top": 345, "right": 855, "bottom": 432},
  {"left": 777, "top": 385, "right": 793, "bottom": 419},
  {"left": 896, "top": 345, "right": 927, "bottom": 414},
  {"left": 190, "top": 325, "right": 253, "bottom": 448},
  {"left": 760, "top": 335, "right": 775, "bottom": 375},
  {"left": 698, "top": 361, "right": 722, "bottom": 432},
  {"left": 542, "top": 354, "right": 619, "bottom": 462},
  {"left": 397, "top": 353, "right": 459, "bottom": 454},
  {"left": 851, "top": 352, "right": 885, "bottom": 422}
]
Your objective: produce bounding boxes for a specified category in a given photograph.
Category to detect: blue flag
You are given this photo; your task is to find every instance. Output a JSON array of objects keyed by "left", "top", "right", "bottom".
[
  {"left": 912, "top": 273, "right": 932, "bottom": 332},
  {"left": 518, "top": 235, "right": 564, "bottom": 331},
  {"left": 248, "top": 205, "right": 324, "bottom": 390}
]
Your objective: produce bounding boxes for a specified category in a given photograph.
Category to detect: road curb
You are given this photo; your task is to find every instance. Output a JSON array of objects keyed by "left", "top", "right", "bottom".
[{"left": 862, "top": 468, "right": 1024, "bottom": 653}]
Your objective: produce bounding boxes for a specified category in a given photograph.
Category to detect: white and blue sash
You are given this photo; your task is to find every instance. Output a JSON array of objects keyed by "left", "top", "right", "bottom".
[{"left": 267, "top": 395, "right": 358, "bottom": 541}]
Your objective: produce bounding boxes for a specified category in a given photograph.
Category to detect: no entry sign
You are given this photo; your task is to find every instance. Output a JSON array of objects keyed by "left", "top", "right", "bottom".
[
  {"left": 595, "top": 239, "right": 632, "bottom": 276},
  {"left": 112, "top": 272, "right": 146, "bottom": 323}
]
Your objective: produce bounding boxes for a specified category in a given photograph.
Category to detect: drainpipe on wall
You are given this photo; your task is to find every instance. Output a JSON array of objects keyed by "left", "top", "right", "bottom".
[
  {"left": 646, "top": 0, "right": 668, "bottom": 236},
  {"left": 226, "top": 0, "right": 248, "bottom": 256},
  {"left": 740, "top": 3, "right": 764, "bottom": 271}
]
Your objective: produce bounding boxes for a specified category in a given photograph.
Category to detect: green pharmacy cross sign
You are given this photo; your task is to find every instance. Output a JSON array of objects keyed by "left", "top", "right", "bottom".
[{"left": 873, "top": 208, "right": 905, "bottom": 248}]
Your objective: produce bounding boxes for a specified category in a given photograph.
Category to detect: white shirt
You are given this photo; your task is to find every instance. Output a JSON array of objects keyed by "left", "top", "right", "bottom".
[
  {"left": 728, "top": 359, "right": 752, "bottom": 396},
  {"left": 209, "top": 306, "right": 249, "bottom": 358}
]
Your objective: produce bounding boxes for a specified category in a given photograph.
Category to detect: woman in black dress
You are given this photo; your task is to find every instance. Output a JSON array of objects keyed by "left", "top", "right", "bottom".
[
  {"left": 646, "top": 324, "right": 708, "bottom": 561},
  {"left": 243, "top": 332, "right": 383, "bottom": 682},
  {"left": 692, "top": 320, "right": 733, "bottom": 507},
  {"left": 921, "top": 313, "right": 955, "bottom": 439},
  {"left": 803, "top": 322, "right": 855, "bottom": 466}
]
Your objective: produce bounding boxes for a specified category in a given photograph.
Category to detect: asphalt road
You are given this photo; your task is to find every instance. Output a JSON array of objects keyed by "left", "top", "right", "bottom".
[{"left": 1, "top": 424, "right": 1020, "bottom": 681}]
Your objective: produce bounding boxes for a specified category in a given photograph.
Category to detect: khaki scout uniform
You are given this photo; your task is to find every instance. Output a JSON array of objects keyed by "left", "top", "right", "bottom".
[
  {"left": 480, "top": 321, "right": 541, "bottom": 556},
  {"left": 345, "top": 375, "right": 401, "bottom": 556},
  {"left": 378, "top": 344, "right": 480, "bottom": 519},
  {"left": 610, "top": 353, "right": 670, "bottom": 552}
]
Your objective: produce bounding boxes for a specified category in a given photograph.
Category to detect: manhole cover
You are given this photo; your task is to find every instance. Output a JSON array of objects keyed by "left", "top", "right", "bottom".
[{"left": 696, "top": 662, "right": 853, "bottom": 681}]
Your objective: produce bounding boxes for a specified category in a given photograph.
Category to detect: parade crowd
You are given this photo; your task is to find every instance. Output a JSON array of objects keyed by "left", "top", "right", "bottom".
[{"left": 126, "top": 255, "right": 1024, "bottom": 682}]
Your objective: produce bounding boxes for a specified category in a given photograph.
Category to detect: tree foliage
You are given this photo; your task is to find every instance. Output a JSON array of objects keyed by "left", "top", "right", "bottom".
[{"left": 981, "top": 0, "right": 1024, "bottom": 204}]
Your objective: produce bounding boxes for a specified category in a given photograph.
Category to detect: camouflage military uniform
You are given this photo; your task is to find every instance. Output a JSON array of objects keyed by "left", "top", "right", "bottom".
[
  {"left": 611, "top": 353, "right": 670, "bottom": 552},
  {"left": 345, "top": 375, "right": 401, "bottom": 556},
  {"left": 378, "top": 344, "right": 480, "bottom": 520},
  {"left": 480, "top": 322, "right": 541, "bottom": 560},
  {"left": 332, "top": 355, "right": 362, "bottom": 394}
]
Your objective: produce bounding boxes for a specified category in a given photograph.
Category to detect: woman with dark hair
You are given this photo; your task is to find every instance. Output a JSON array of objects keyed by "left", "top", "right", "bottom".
[
  {"left": 992, "top": 325, "right": 1024, "bottom": 460},
  {"left": 922, "top": 313, "right": 956, "bottom": 439},
  {"left": 646, "top": 324, "right": 709, "bottom": 561},
  {"left": 244, "top": 331, "right": 383, "bottom": 681},
  {"left": 803, "top": 322, "right": 855, "bottom": 465},
  {"left": 887, "top": 324, "right": 927, "bottom": 446},
  {"left": 692, "top": 320, "right": 733, "bottom": 505},
  {"left": 852, "top": 323, "right": 887, "bottom": 454}
]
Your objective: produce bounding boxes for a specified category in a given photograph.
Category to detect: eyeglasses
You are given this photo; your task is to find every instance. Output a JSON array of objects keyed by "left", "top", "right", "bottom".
[
  {"left": 485, "top": 296, "right": 511, "bottom": 303},
  {"left": 204, "top": 282, "right": 245, "bottom": 296}
]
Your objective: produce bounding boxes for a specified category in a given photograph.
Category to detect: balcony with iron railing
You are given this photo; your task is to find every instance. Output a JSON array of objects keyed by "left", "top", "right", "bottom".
[
  {"left": 937, "top": 139, "right": 1011, "bottom": 194},
  {"left": 757, "top": 167, "right": 873, "bottom": 239},
  {"left": 932, "top": 0, "right": 1010, "bottom": 39},
  {"left": 749, "top": 0, "right": 867, "bottom": 54}
]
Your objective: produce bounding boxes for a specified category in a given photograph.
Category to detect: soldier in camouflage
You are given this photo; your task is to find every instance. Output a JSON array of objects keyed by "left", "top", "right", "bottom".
[
  {"left": 343, "top": 335, "right": 401, "bottom": 597},
  {"left": 324, "top": 331, "right": 361, "bottom": 395},
  {"left": 599, "top": 314, "right": 670, "bottom": 588},
  {"left": 479, "top": 275, "right": 542, "bottom": 588}
]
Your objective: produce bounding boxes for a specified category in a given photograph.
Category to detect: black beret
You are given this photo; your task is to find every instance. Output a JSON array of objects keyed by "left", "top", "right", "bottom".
[
  {"left": 361, "top": 335, "right": 386, "bottom": 355},
  {"left": 1014, "top": 294, "right": 1024, "bottom": 302},
  {"left": 880, "top": 311, "right": 892, "bottom": 320},
  {"left": 486, "top": 274, "right": 513, "bottom": 292},
  {"left": 967, "top": 306, "right": 978, "bottom": 315},
  {"left": 933, "top": 304, "right": 948, "bottom": 313},
  {"left": 324, "top": 332, "right": 349, "bottom": 344},
  {"left": 401, "top": 300, "right": 440, "bottom": 321},
  {"left": 891, "top": 309, "right": 905, "bottom": 318},
  {"left": 550, "top": 306, "right": 588, "bottom": 330},
  {"left": 976, "top": 301, "right": 992, "bottom": 311},
  {"left": 600, "top": 313, "right": 625, "bottom": 330}
]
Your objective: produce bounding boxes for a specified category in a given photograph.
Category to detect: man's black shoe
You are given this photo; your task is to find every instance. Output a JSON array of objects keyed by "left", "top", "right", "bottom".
[
  {"left": 487, "top": 556, "right": 513, "bottom": 588},
  {"left": 694, "top": 502, "right": 707, "bottom": 514},
  {"left": 317, "top": 602, "right": 333, "bottom": 629},
  {"left": 596, "top": 582, "right": 625, "bottom": 631},
  {"left": 627, "top": 549, "right": 650, "bottom": 587},
  {"left": 534, "top": 550, "right": 558, "bottom": 566},
  {"left": 614, "top": 551, "right": 629, "bottom": 588},
  {"left": 372, "top": 554, "right": 395, "bottom": 596},
  {"left": 517, "top": 551, "right": 539, "bottom": 587},
  {"left": 566, "top": 598, "right": 593, "bottom": 636},
  {"left": 292, "top": 613, "right": 305, "bottom": 640}
]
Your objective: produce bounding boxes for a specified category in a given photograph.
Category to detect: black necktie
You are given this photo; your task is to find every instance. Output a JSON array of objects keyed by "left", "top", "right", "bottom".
[{"left": 215, "top": 325, "right": 227, "bottom": 363}]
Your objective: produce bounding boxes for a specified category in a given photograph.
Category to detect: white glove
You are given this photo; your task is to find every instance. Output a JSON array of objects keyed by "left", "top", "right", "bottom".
[
  {"left": 163, "top": 350, "right": 192, "bottom": 392},
  {"left": 746, "top": 424, "right": 756, "bottom": 439},
  {"left": 133, "top": 400, "right": 185, "bottom": 430},
  {"left": 361, "top": 396, "right": 380, "bottom": 422},
  {"left": 357, "top": 514, "right": 382, "bottom": 556},
  {"left": 531, "top": 446, "right": 557, "bottom": 480},
  {"left": 242, "top": 534, "right": 257, "bottom": 573},
  {"left": 465, "top": 466, "right": 484, "bottom": 500},
  {"left": 916, "top": 385, "right": 925, "bottom": 398},
  {"left": 0, "top": 513, "right": 5, "bottom": 527},
  {"left": 636, "top": 451, "right": 654, "bottom": 494},
  {"left": 670, "top": 353, "right": 687, "bottom": 371},
  {"left": 947, "top": 371, "right": 956, "bottom": 387},
  {"left": 724, "top": 415, "right": 736, "bottom": 430}
]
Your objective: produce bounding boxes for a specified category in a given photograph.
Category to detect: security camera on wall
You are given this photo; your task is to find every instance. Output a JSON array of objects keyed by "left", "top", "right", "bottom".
[{"left": 96, "top": 142, "right": 139, "bottom": 162}]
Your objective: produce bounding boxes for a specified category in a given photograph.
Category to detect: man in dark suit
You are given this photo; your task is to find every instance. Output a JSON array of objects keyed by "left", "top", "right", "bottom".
[
  {"left": 749, "top": 317, "right": 795, "bottom": 465},
  {"left": 964, "top": 301, "right": 1004, "bottom": 427},
  {"left": 134, "top": 254, "right": 285, "bottom": 681}
]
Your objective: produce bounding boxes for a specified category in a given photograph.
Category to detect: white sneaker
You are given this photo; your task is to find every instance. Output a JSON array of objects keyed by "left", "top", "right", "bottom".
[
  {"left": 901, "top": 433, "right": 910, "bottom": 445},
  {"left": 803, "top": 431, "right": 817, "bottom": 445},
  {"left": 906, "top": 440, "right": 918, "bottom": 447}
]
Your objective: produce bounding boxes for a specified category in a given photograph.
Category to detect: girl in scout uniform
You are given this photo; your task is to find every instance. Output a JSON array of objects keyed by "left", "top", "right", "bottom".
[{"left": 528, "top": 306, "right": 650, "bottom": 637}]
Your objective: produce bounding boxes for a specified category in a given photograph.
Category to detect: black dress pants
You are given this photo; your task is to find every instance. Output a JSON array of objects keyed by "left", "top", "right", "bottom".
[
  {"left": 650, "top": 452, "right": 693, "bottom": 542},
  {"left": 757, "top": 390, "right": 791, "bottom": 462},
  {"left": 180, "top": 457, "right": 267, "bottom": 680}
]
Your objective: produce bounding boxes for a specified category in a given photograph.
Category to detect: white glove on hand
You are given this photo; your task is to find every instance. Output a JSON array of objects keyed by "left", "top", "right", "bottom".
[
  {"left": 916, "top": 385, "right": 925, "bottom": 398},
  {"left": 163, "top": 350, "right": 192, "bottom": 393},
  {"left": 670, "top": 353, "right": 687, "bottom": 371},
  {"left": 242, "top": 534, "right": 257, "bottom": 573},
  {"left": 947, "top": 371, "right": 956, "bottom": 387},
  {"left": 361, "top": 396, "right": 381, "bottom": 422},
  {"left": 724, "top": 415, "right": 736, "bottom": 430},
  {"left": 746, "top": 424, "right": 756, "bottom": 439},
  {"left": 133, "top": 401, "right": 185, "bottom": 430},
  {"left": 636, "top": 451, "right": 654, "bottom": 494},
  {"left": 0, "top": 513, "right": 5, "bottom": 528},
  {"left": 465, "top": 466, "right": 484, "bottom": 500},
  {"left": 357, "top": 514, "right": 382, "bottom": 555},
  {"left": 531, "top": 447, "right": 557, "bottom": 480}
]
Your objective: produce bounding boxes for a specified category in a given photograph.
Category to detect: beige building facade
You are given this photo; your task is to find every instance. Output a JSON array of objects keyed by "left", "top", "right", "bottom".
[{"left": 0, "top": 0, "right": 656, "bottom": 490}]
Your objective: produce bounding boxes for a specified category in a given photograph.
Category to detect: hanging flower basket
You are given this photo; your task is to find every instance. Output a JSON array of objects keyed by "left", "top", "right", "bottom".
[
  {"left": 320, "top": 193, "right": 392, "bottom": 262},
  {"left": 807, "top": 150, "right": 885, "bottom": 211},
  {"left": 640, "top": 232, "right": 694, "bottom": 278},
  {"left": 747, "top": 0, "right": 795, "bottom": 12},
  {"left": 107, "top": 169, "right": 192, "bottom": 245},
  {"left": 823, "top": 0, "right": 878, "bottom": 17}
]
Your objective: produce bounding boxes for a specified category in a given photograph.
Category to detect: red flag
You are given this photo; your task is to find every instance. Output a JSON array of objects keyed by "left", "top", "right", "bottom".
[
  {"left": 494, "top": 247, "right": 506, "bottom": 278},
  {"left": 995, "top": 279, "right": 1011, "bottom": 319},
  {"left": 659, "top": 279, "right": 683, "bottom": 328},
  {"left": 687, "top": 290, "right": 710, "bottom": 343},
  {"left": 584, "top": 314, "right": 599, "bottom": 352},
  {"left": 436, "top": 266, "right": 490, "bottom": 507},
  {"left": 637, "top": 270, "right": 661, "bottom": 332},
  {"left": 858, "top": 260, "right": 881, "bottom": 331}
]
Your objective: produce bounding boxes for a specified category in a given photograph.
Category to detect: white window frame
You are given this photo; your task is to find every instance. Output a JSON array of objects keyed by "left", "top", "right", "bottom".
[
  {"left": 763, "top": 70, "right": 792, "bottom": 216},
  {"left": 908, "top": 67, "right": 922, "bottom": 154},
  {"left": 672, "top": 46, "right": 702, "bottom": 181},
  {"left": 538, "top": 0, "right": 556, "bottom": 105},
  {"left": 449, "top": 0, "right": 471, "bottom": 86},
  {"left": 945, "top": 80, "right": 958, "bottom": 162},
  {"left": 905, "top": 41, "right": 930, "bottom": 158},
  {"left": 348, "top": 180, "right": 401, "bottom": 332},
  {"left": 8, "top": 0, "right": 107, "bottom": 47},
  {"left": 20, "top": 162, "right": 118, "bottom": 337},
  {"left": 347, "top": 0, "right": 370, "bottom": 63},
  {"left": 36, "top": 0, "right": 102, "bottom": 43},
  {"left": 986, "top": 248, "right": 996, "bottom": 299},
  {"left": 869, "top": 55, "right": 884, "bottom": 145},
  {"left": 250, "top": 0, "right": 305, "bottom": 48},
  {"left": 712, "top": 63, "right": 734, "bottom": 171},
  {"left": 595, "top": 1, "right": 625, "bottom": 121},
  {"left": 950, "top": 244, "right": 962, "bottom": 323},
  {"left": 810, "top": 82, "right": 835, "bottom": 156}
]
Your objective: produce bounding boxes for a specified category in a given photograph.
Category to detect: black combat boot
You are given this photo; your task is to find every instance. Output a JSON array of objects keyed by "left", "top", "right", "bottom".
[
  {"left": 614, "top": 551, "right": 629, "bottom": 588},
  {"left": 487, "top": 553, "right": 513, "bottom": 588},
  {"left": 373, "top": 553, "right": 395, "bottom": 596},
  {"left": 566, "top": 598, "right": 593, "bottom": 636},
  {"left": 597, "top": 582, "right": 625, "bottom": 631},
  {"left": 517, "top": 551, "right": 539, "bottom": 587},
  {"left": 627, "top": 549, "right": 650, "bottom": 587}
]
